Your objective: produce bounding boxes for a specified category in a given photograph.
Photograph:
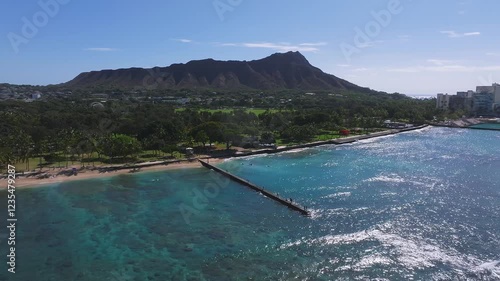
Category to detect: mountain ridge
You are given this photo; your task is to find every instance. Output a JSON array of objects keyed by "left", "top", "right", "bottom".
[{"left": 65, "top": 51, "right": 373, "bottom": 92}]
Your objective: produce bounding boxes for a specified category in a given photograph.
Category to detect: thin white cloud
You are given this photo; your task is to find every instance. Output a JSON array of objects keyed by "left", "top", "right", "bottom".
[
  {"left": 486, "top": 52, "right": 500, "bottom": 57},
  {"left": 352, "top": 67, "right": 369, "bottom": 72},
  {"left": 242, "top": 43, "right": 318, "bottom": 52},
  {"left": 171, "top": 38, "right": 193, "bottom": 43},
  {"left": 337, "top": 64, "right": 351, "bottom": 67},
  {"left": 299, "top": 42, "right": 328, "bottom": 46},
  {"left": 218, "top": 42, "right": 322, "bottom": 52},
  {"left": 356, "top": 40, "right": 385, "bottom": 49},
  {"left": 427, "top": 59, "right": 458, "bottom": 66},
  {"left": 458, "top": 10, "right": 466, "bottom": 15},
  {"left": 84, "top": 48, "right": 118, "bottom": 52},
  {"left": 388, "top": 65, "right": 500, "bottom": 73},
  {"left": 387, "top": 59, "right": 500, "bottom": 73},
  {"left": 440, "top": 30, "right": 480, "bottom": 38},
  {"left": 398, "top": 35, "right": 411, "bottom": 41},
  {"left": 218, "top": 43, "right": 238, "bottom": 47}
]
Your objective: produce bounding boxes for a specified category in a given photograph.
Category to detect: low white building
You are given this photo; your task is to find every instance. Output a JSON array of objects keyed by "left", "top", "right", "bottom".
[{"left": 31, "top": 92, "right": 42, "bottom": 100}]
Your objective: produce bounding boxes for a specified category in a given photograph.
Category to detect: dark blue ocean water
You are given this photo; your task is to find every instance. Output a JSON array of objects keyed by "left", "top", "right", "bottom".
[{"left": 1, "top": 127, "right": 499, "bottom": 280}]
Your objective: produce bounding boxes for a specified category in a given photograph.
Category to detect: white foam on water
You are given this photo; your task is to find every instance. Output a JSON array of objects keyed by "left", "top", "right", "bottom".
[
  {"left": 364, "top": 174, "right": 406, "bottom": 183},
  {"left": 477, "top": 260, "right": 500, "bottom": 278},
  {"left": 321, "top": 161, "right": 339, "bottom": 168},
  {"left": 323, "top": 192, "right": 351, "bottom": 199},
  {"left": 310, "top": 207, "right": 350, "bottom": 219},
  {"left": 278, "top": 147, "right": 311, "bottom": 155},
  {"left": 308, "top": 208, "right": 323, "bottom": 220},
  {"left": 352, "top": 207, "right": 369, "bottom": 212},
  {"left": 380, "top": 192, "right": 397, "bottom": 197},
  {"left": 363, "top": 174, "right": 442, "bottom": 191},
  {"left": 356, "top": 134, "right": 397, "bottom": 144},
  {"left": 317, "top": 185, "right": 353, "bottom": 191},
  {"left": 353, "top": 254, "right": 393, "bottom": 270},
  {"left": 440, "top": 155, "right": 456, "bottom": 159},
  {"left": 239, "top": 153, "right": 269, "bottom": 161},
  {"left": 406, "top": 126, "right": 433, "bottom": 134},
  {"left": 280, "top": 227, "right": 498, "bottom": 277}
]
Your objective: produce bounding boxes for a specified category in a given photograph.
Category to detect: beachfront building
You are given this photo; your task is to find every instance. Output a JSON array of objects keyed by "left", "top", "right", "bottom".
[
  {"left": 436, "top": 93, "right": 450, "bottom": 110},
  {"left": 487, "top": 83, "right": 500, "bottom": 114},
  {"left": 475, "top": 84, "right": 499, "bottom": 116},
  {"left": 472, "top": 92, "right": 494, "bottom": 115},
  {"left": 449, "top": 95, "right": 466, "bottom": 111},
  {"left": 476, "top": 83, "right": 500, "bottom": 101},
  {"left": 457, "top": 90, "right": 475, "bottom": 98},
  {"left": 496, "top": 84, "right": 500, "bottom": 103},
  {"left": 457, "top": 91, "right": 473, "bottom": 110},
  {"left": 436, "top": 83, "right": 500, "bottom": 116}
]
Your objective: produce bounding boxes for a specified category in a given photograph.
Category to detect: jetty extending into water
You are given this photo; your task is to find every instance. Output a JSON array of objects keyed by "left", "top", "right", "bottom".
[
  {"left": 4, "top": 125, "right": 429, "bottom": 184},
  {"left": 195, "top": 125, "right": 428, "bottom": 216},
  {"left": 198, "top": 159, "right": 310, "bottom": 216}
]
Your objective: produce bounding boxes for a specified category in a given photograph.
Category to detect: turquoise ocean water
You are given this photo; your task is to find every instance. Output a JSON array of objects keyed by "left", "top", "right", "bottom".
[
  {"left": 1, "top": 127, "right": 500, "bottom": 280},
  {"left": 470, "top": 123, "right": 500, "bottom": 130}
]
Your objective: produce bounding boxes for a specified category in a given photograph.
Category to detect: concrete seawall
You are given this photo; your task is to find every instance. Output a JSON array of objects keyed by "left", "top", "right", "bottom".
[
  {"left": 430, "top": 123, "right": 500, "bottom": 131},
  {"left": 233, "top": 125, "right": 429, "bottom": 157},
  {"left": 198, "top": 160, "right": 310, "bottom": 216}
]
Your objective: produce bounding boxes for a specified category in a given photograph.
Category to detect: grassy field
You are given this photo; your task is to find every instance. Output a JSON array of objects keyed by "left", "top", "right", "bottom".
[
  {"left": 6, "top": 150, "right": 186, "bottom": 173},
  {"left": 4, "top": 128, "right": 387, "bottom": 173}
]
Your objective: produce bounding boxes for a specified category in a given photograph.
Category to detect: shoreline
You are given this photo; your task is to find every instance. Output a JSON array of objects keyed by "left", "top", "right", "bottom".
[
  {"left": 228, "top": 124, "right": 429, "bottom": 158},
  {"left": 429, "top": 118, "right": 500, "bottom": 131},
  {"left": 1, "top": 125, "right": 428, "bottom": 189},
  {"left": 430, "top": 123, "right": 500, "bottom": 131},
  {"left": 5, "top": 159, "right": 224, "bottom": 189}
]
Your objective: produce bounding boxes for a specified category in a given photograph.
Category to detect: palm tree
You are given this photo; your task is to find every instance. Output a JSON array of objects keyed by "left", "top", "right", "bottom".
[{"left": 36, "top": 139, "right": 48, "bottom": 171}]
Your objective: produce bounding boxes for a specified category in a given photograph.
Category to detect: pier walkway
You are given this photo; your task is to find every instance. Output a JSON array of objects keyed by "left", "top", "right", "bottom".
[{"left": 198, "top": 160, "right": 310, "bottom": 216}]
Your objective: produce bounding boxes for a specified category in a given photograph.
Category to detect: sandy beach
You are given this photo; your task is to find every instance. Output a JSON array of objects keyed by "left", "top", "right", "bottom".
[
  {"left": 2, "top": 126, "right": 429, "bottom": 189},
  {"left": 2, "top": 158, "right": 225, "bottom": 189}
]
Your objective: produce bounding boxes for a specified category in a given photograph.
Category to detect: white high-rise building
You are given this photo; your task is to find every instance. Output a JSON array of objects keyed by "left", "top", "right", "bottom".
[
  {"left": 476, "top": 83, "right": 500, "bottom": 99},
  {"left": 494, "top": 83, "right": 500, "bottom": 103},
  {"left": 436, "top": 93, "right": 450, "bottom": 109}
]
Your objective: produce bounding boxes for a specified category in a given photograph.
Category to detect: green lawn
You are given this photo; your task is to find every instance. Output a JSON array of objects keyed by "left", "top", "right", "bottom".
[
  {"left": 2, "top": 128, "right": 388, "bottom": 173},
  {"left": 4, "top": 150, "right": 186, "bottom": 173}
]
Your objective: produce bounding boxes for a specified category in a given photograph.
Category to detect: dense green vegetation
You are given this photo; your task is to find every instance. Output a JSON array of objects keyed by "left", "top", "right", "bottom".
[{"left": 0, "top": 91, "right": 437, "bottom": 172}]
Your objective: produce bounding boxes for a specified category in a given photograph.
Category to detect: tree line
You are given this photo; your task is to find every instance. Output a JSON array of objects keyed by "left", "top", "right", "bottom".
[{"left": 0, "top": 94, "right": 437, "bottom": 171}]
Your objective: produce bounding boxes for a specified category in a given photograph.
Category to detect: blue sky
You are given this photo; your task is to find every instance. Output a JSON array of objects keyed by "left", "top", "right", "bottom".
[{"left": 1, "top": 0, "right": 499, "bottom": 96}]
